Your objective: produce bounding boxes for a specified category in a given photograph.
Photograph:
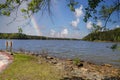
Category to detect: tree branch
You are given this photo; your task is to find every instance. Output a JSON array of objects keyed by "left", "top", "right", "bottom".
[{"left": 104, "top": 2, "right": 120, "bottom": 28}]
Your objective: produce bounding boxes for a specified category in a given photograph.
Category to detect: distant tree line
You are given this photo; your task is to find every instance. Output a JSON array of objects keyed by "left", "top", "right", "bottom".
[
  {"left": 0, "top": 33, "right": 80, "bottom": 40},
  {"left": 83, "top": 28, "right": 120, "bottom": 42}
]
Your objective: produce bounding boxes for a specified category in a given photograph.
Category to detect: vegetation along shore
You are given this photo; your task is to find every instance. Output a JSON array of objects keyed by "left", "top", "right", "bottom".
[
  {"left": 0, "top": 51, "right": 120, "bottom": 80},
  {"left": 0, "top": 33, "right": 80, "bottom": 40},
  {"left": 83, "top": 28, "right": 120, "bottom": 42}
]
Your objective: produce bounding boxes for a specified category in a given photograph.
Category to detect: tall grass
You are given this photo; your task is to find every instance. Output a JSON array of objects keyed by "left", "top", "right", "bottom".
[{"left": 0, "top": 53, "right": 62, "bottom": 80}]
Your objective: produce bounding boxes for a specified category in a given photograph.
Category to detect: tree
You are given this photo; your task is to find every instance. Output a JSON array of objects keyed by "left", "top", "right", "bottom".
[
  {"left": 18, "top": 27, "right": 23, "bottom": 34},
  {"left": 84, "top": 0, "right": 120, "bottom": 29},
  {"left": 0, "top": 0, "right": 120, "bottom": 28},
  {"left": 0, "top": 0, "right": 51, "bottom": 19},
  {"left": 90, "top": 23, "right": 103, "bottom": 33}
]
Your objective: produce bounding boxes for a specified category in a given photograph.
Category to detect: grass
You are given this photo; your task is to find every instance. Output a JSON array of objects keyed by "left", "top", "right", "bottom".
[
  {"left": 73, "top": 58, "right": 81, "bottom": 65},
  {"left": 0, "top": 53, "right": 62, "bottom": 80}
]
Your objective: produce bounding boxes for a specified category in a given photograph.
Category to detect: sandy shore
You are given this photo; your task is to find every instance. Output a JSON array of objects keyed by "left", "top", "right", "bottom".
[{"left": 0, "top": 52, "right": 13, "bottom": 73}]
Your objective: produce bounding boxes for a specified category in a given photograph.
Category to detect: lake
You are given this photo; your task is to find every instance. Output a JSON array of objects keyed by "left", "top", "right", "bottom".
[{"left": 0, "top": 39, "right": 120, "bottom": 67}]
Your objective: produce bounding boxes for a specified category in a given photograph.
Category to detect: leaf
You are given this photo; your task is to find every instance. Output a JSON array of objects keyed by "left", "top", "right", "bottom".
[
  {"left": 83, "top": 18, "right": 87, "bottom": 22},
  {"left": 1, "top": 11, "right": 10, "bottom": 16},
  {"left": 6, "top": 11, "right": 10, "bottom": 16},
  {"left": 15, "top": 0, "right": 20, "bottom": 4},
  {"left": 21, "top": 9, "right": 27, "bottom": 13},
  {"left": 68, "top": 4, "right": 75, "bottom": 12}
]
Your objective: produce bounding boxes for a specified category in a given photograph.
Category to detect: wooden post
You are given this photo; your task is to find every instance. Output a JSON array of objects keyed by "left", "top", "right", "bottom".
[
  {"left": 6, "top": 41, "right": 8, "bottom": 51},
  {"left": 10, "top": 41, "right": 13, "bottom": 52},
  {"left": 5, "top": 40, "right": 13, "bottom": 53}
]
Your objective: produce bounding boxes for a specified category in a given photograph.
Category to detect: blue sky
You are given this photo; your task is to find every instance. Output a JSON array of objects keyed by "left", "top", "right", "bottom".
[{"left": 0, "top": 0, "right": 119, "bottom": 39}]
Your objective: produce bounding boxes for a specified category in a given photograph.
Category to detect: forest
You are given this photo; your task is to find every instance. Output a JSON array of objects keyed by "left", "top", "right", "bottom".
[
  {"left": 83, "top": 28, "right": 120, "bottom": 42},
  {"left": 0, "top": 33, "right": 79, "bottom": 40}
]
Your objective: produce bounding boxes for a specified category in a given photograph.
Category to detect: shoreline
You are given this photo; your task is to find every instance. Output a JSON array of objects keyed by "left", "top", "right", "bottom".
[
  {"left": 0, "top": 52, "right": 120, "bottom": 79},
  {"left": 83, "top": 40, "right": 120, "bottom": 43},
  {"left": 1, "top": 50, "right": 120, "bottom": 68},
  {"left": 22, "top": 52, "right": 120, "bottom": 79},
  {"left": 19, "top": 51, "right": 120, "bottom": 68}
]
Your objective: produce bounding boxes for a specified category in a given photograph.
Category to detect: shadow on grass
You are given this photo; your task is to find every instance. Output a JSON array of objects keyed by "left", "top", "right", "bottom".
[
  {"left": 60, "top": 76, "right": 84, "bottom": 80},
  {"left": 60, "top": 76, "right": 120, "bottom": 80}
]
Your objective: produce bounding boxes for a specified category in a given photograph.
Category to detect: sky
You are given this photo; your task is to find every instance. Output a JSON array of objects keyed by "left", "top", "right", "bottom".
[{"left": 0, "top": 0, "right": 120, "bottom": 39}]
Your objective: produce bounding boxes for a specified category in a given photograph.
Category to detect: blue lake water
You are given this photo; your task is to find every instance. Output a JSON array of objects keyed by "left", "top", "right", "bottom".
[{"left": 0, "top": 39, "right": 120, "bottom": 67}]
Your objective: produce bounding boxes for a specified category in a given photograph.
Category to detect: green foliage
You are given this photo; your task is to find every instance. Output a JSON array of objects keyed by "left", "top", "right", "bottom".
[
  {"left": 18, "top": 27, "right": 23, "bottom": 34},
  {"left": 1, "top": 10, "right": 10, "bottom": 16},
  {"left": 84, "top": 0, "right": 120, "bottom": 27},
  {"left": 73, "top": 57, "right": 80, "bottom": 65},
  {"left": 0, "top": 0, "right": 119, "bottom": 28},
  {"left": 27, "top": 0, "right": 42, "bottom": 13},
  {"left": 99, "top": 5, "right": 115, "bottom": 20},
  {"left": 68, "top": 0, "right": 78, "bottom": 12},
  {"left": 91, "top": 23, "right": 103, "bottom": 33},
  {"left": 0, "top": 33, "right": 28, "bottom": 39},
  {"left": 84, "top": 0, "right": 103, "bottom": 22},
  {"left": 83, "top": 28, "right": 120, "bottom": 42},
  {"left": 0, "top": 33, "right": 80, "bottom": 40},
  {"left": 15, "top": 0, "right": 20, "bottom": 4},
  {"left": 0, "top": 0, "right": 51, "bottom": 18},
  {"left": 88, "top": 0, "right": 102, "bottom": 9},
  {"left": 21, "top": 9, "right": 27, "bottom": 13},
  {"left": 0, "top": 4, "right": 7, "bottom": 9}
]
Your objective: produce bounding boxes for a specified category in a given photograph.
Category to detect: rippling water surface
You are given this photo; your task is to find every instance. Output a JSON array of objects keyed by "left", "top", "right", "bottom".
[{"left": 0, "top": 40, "right": 120, "bottom": 66}]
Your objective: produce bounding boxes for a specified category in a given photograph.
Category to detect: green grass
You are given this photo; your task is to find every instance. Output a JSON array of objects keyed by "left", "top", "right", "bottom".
[
  {"left": 0, "top": 53, "right": 62, "bottom": 80},
  {"left": 73, "top": 58, "right": 81, "bottom": 65}
]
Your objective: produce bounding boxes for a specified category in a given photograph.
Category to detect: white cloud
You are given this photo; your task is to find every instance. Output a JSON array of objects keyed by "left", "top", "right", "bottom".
[
  {"left": 86, "top": 21, "right": 93, "bottom": 29},
  {"left": 97, "top": 20, "right": 102, "bottom": 27},
  {"left": 50, "top": 29, "right": 56, "bottom": 37},
  {"left": 116, "top": 25, "right": 120, "bottom": 28},
  {"left": 49, "top": 28, "right": 69, "bottom": 38},
  {"left": 61, "top": 28, "right": 68, "bottom": 37},
  {"left": 71, "top": 18, "right": 79, "bottom": 27},
  {"left": 75, "top": 5, "right": 83, "bottom": 18},
  {"left": 71, "top": 5, "right": 83, "bottom": 28}
]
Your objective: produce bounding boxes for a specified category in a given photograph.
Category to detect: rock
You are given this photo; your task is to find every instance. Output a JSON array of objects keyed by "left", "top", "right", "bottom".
[
  {"left": 31, "top": 53, "right": 35, "bottom": 56},
  {"left": 76, "top": 63, "right": 84, "bottom": 67},
  {"left": 35, "top": 54, "right": 39, "bottom": 56},
  {"left": 67, "top": 59, "right": 72, "bottom": 61},
  {"left": 46, "top": 56, "right": 53, "bottom": 59},
  {"left": 11, "top": 53, "right": 14, "bottom": 55},
  {"left": 64, "top": 65, "right": 73, "bottom": 72},
  {"left": 51, "top": 60, "right": 57, "bottom": 64},
  {"left": 81, "top": 68, "right": 88, "bottom": 72},
  {"left": 66, "top": 61, "right": 73, "bottom": 65},
  {"left": 103, "top": 64, "right": 112, "bottom": 67}
]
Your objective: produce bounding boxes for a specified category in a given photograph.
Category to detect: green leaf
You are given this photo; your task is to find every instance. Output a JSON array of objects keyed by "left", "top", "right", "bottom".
[
  {"left": 15, "top": 0, "right": 20, "bottom": 4},
  {"left": 1, "top": 11, "right": 10, "bottom": 16},
  {"left": 6, "top": 11, "right": 10, "bottom": 16},
  {"left": 83, "top": 18, "right": 87, "bottom": 22},
  {"left": 21, "top": 9, "right": 27, "bottom": 13}
]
